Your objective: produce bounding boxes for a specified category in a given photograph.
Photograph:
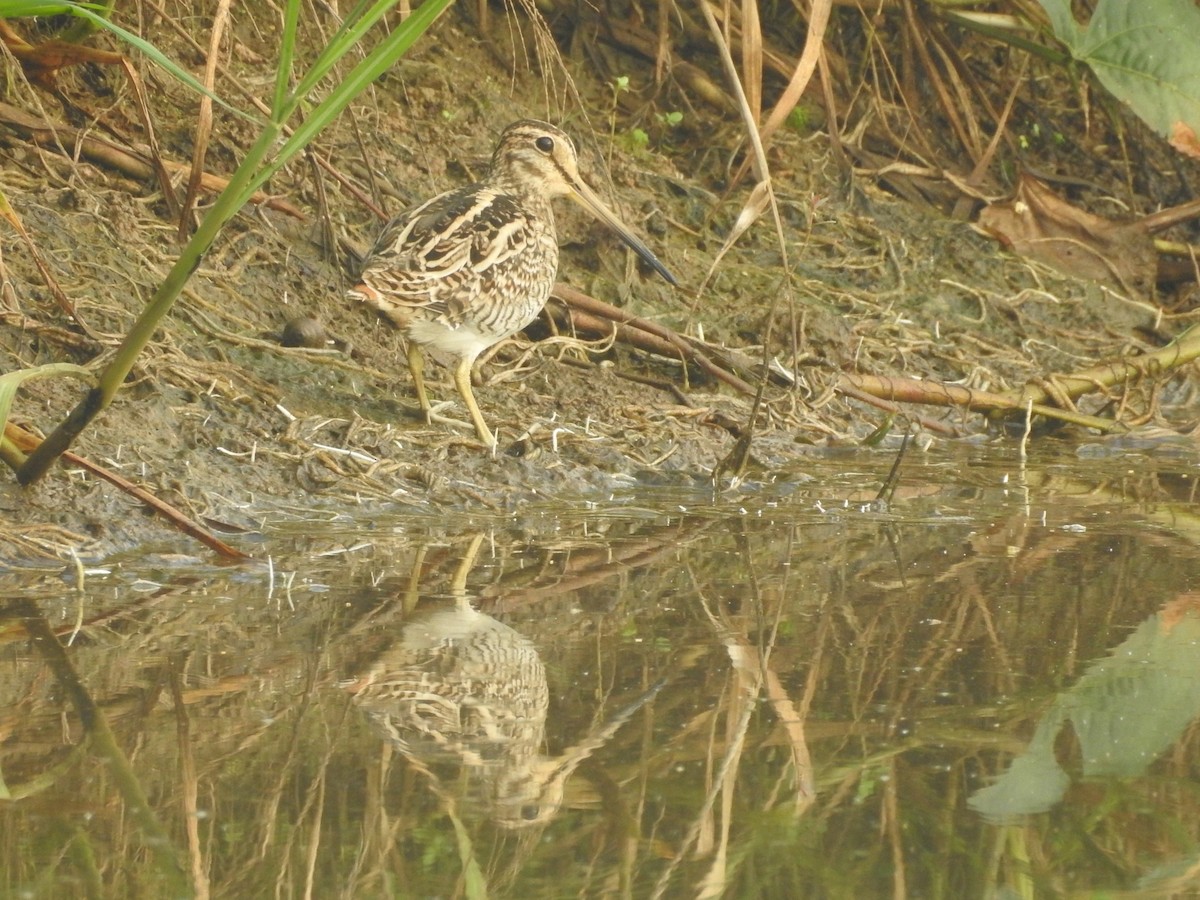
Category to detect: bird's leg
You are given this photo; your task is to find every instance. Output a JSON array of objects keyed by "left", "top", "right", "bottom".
[
  {"left": 406, "top": 343, "right": 433, "bottom": 423},
  {"left": 453, "top": 357, "right": 497, "bottom": 448}
]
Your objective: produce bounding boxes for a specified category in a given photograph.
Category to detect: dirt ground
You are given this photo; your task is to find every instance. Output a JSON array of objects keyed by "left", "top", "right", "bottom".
[{"left": 1, "top": 7, "right": 1197, "bottom": 560}]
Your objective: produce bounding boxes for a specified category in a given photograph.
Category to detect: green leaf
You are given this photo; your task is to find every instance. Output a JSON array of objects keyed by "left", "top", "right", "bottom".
[
  {"left": 1038, "top": 0, "right": 1200, "bottom": 143},
  {"left": 1037, "top": 0, "right": 1081, "bottom": 46},
  {"left": 448, "top": 807, "right": 489, "bottom": 900},
  {"left": 0, "top": 363, "right": 96, "bottom": 436},
  {"left": 0, "top": 1, "right": 100, "bottom": 14},
  {"left": 273, "top": 0, "right": 302, "bottom": 116}
]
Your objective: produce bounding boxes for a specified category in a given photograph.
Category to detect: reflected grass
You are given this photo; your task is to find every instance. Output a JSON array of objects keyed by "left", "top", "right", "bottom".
[{"left": 2, "top": 477, "right": 1200, "bottom": 896}]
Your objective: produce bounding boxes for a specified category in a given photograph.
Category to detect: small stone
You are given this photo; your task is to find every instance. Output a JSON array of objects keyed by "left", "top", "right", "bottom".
[{"left": 280, "top": 317, "right": 328, "bottom": 348}]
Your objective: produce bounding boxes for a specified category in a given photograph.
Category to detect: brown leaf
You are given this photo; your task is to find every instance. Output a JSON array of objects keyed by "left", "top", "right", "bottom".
[
  {"left": 1169, "top": 121, "right": 1200, "bottom": 160},
  {"left": 0, "top": 21, "right": 124, "bottom": 87},
  {"left": 977, "top": 172, "right": 1157, "bottom": 297}
]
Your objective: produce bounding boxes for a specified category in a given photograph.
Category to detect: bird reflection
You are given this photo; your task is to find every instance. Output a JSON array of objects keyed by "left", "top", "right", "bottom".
[{"left": 342, "top": 534, "right": 659, "bottom": 828}]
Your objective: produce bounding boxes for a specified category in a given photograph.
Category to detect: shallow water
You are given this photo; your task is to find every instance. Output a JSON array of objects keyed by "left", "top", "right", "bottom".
[{"left": 3, "top": 445, "right": 1200, "bottom": 899}]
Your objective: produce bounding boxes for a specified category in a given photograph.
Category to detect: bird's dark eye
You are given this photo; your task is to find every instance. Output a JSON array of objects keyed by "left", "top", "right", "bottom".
[{"left": 535, "top": 136, "right": 554, "bottom": 153}]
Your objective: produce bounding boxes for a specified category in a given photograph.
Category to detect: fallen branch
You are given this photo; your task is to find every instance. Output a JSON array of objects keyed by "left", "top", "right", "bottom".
[
  {"left": 833, "top": 381, "right": 961, "bottom": 436},
  {"left": 840, "top": 373, "right": 1129, "bottom": 433},
  {"left": 1014, "top": 324, "right": 1200, "bottom": 408},
  {"left": 550, "top": 284, "right": 757, "bottom": 395},
  {"left": 843, "top": 325, "right": 1200, "bottom": 434},
  {"left": 0, "top": 101, "right": 305, "bottom": 219}
]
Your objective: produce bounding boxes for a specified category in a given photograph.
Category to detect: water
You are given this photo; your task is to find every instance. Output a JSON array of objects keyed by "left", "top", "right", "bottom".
[{"left": 2, "top": 446, "right": 1200, "bottom": 898}]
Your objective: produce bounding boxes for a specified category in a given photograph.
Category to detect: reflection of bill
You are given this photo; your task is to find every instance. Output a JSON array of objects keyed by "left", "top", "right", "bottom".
[
  {"left": 970, "top": 607, "right": 1200, "bottom": 821},
  {"left": 344, "top": 597, "right": 664, "bottom": 828}
]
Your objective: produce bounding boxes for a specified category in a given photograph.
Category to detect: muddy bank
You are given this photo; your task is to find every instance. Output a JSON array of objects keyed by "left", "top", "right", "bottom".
[{"left": 0, "top": 10, "right": 1187, "bottom": 561}]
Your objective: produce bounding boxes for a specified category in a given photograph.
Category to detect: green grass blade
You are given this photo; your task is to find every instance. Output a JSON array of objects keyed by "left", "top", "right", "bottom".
[
  {"left": 0, "top": 364, "right": 95, "bottom": 429},
  {"left": 273, "top": 0, "right": 302, "bottom": 117},
  {"left": 77, "top": 8, "right": 252, "bottom": 120},
  {"left": 291, "top": 0, "right": 406, "bottom": 102},
  {"left": 0, "top": 1, "right": 103, "bottom": 14},
  {"left": 15, "top": 0, "right": 445, "bottom": 483},
  {"left": 260, "top": 0, "right": 453, "bottom": 190}
]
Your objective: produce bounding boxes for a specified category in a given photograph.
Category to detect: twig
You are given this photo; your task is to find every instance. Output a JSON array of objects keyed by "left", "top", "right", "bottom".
[
  {"left": 840, "top": 372, "right": 1128, "bottom": 433},
  {"left": 5, "top": 422, "right": 249, "bottom": 559},
  {"left": 0, "top": 102, "right": 306, "bottom": 219},
  {"left": 179, "top": 0, "right": 234, "bottom": 238},
  {"left": 552, "top": 284, "right": 756, "bottom": 395}
]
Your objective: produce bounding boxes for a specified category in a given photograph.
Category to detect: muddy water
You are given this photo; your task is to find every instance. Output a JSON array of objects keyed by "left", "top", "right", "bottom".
[{"left": 2, "top": 445, "right": 1199, "bottom": 899}]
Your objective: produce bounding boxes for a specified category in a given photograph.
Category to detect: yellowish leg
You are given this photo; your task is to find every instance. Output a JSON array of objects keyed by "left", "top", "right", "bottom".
[
  {"left": 406, "top": 343, "right": 432, "bottom": 422},
  {"left": 453, "top": 357, "right": 496, "bottom": 448}
]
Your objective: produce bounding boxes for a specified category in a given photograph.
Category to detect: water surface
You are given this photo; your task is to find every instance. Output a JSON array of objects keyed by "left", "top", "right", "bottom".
[{"left": 3, "top": 445, "right": 1199, "bottom": 898}]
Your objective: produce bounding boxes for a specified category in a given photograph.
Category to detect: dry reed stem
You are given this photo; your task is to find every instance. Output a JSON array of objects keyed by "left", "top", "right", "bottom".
[{"left": 179, "top": 0, "right": 233, "bottom": 241}]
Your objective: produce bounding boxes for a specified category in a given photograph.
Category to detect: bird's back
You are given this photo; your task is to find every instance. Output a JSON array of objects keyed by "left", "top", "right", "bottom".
[{"left": 354, "top": 182, "right": 559, "bottom": 351}]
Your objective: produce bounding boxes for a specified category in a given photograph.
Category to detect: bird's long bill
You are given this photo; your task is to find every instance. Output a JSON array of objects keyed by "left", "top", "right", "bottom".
[{"left": 570, "top": 180, "right": 678, "bottom": 286}]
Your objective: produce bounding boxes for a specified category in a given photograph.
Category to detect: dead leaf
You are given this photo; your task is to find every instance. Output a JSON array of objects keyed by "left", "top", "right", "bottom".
[
  {"left": 1169, "top": 121, "right": 1200, "bottom": 159},
  {"left": 696, "top": 180, "right": 772, "bottom": 294},
  {"left": 977, "top": 172, "right": 1157, "bottom": 297},
  {"left": 0, "top": 21, "right": 124, "bottom": 88}
]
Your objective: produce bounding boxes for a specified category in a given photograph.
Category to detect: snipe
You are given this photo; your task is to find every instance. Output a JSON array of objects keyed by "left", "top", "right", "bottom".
[
  {"left": 340, "top": 533, "right": 668, "bottom": 827},
  {"left": 349, "top": 119, "right": 676, "bottom": 448}
]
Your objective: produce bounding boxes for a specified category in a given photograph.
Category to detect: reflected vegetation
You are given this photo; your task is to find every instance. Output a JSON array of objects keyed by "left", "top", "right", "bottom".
[
  {"left": 970, "top": 598, "right": 1200, "bottom": 823},
  {"left": 3, "top": 450, "right": 1200, "bottom": 897},
  {"left": 341, "top": 533, "right": 661, "bottom": 831}
]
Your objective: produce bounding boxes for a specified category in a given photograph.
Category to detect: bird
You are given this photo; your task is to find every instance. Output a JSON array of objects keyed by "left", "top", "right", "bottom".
[
  {"left": 349, "top": 119, "right": 677, "bottom": 448},
  {"left": 338, "top": 533, "right": 668, "bottom": 827},
  {"left": 343, "top": 596, "right": 554, "bottom": 826},
  {"left": 343, "top": 594, "right": 667, "bottom": 827}
]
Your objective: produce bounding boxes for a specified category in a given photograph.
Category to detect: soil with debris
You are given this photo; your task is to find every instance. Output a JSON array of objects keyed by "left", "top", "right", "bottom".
[{"left": 0, "top": 9, "right": 1194, "bottom": 560}]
